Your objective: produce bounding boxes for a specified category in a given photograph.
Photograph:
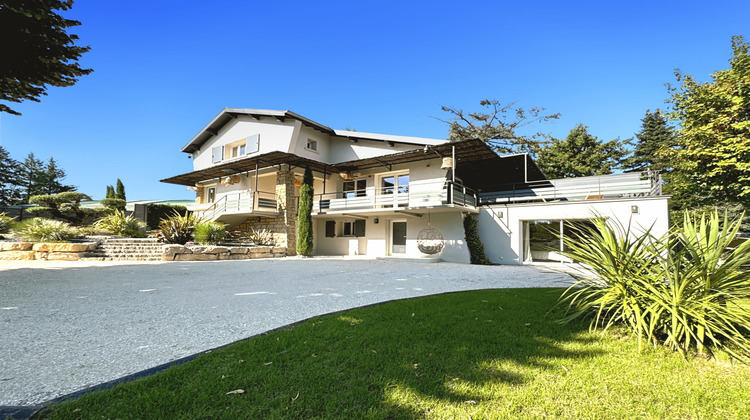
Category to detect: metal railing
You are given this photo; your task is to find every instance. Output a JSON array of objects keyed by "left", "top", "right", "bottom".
[
  {"left": 199, "top": 191, "right": 278, "bottom": 221},
  {"left": 478, "top": 171, "right": 662, "bottom": 205},
  {"left": 312, "top": 179, "right": 477, "bottom": 213}
]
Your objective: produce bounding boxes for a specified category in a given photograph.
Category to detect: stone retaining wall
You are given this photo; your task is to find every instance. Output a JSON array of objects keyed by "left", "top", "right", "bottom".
[
  {"left": 0, "top": 242, "right": 98, "bottom": 261},
  {"left": 163, "top": 245, "right": 287, "bottom": 261},
  {"left": 0, "top": 242, "right": 287, "bottom": 262}
]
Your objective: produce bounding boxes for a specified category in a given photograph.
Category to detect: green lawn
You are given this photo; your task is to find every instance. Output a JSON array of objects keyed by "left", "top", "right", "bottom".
[{"left": 39, "top": 288, "right": 750, "bottom": 419}]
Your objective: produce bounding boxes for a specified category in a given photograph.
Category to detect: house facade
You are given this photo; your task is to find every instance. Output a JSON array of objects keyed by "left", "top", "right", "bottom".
[{"left": 161, "top": 108, "right": 669, "bottom": 264}]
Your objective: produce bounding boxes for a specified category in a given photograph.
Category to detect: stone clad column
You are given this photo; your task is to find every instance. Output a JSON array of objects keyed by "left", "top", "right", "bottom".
[{"left": 275, "top": 165, "right": 298, "bottom": 255}]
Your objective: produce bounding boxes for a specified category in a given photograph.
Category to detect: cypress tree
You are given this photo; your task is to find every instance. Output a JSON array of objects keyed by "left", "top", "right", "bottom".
[
  {"left": 106, "top": 185, "right": 115, "bottom": 199},
  {"left": 115, "top": 178, "right": 126, "bottom": 201},
  {"left": 296, "top": 167, "right": 314, "bottom": 256}
]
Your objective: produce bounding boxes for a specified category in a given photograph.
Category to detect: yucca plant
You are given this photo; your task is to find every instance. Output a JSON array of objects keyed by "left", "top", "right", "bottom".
[
  {"left": 94, "top": 210, "right": 148, "bottom": 238},
  {"left": 193, "top": 221, "right": 227, "bottom": 245},
  {"left": 249, "top": 228, "right": 275, "bottom": 246},
  {"left": 0, "top": 212, "right": 12, "bottom": 235},
  {"left": 558, "top": 211, "right": 750, "bottom": 362},
  {"left": 13, "top": 217, "right": 77, "bottom": 242},
  {"left": 158, "top": 212, "right": 201, "bottom": 245},
  {"left": 558, "top": 217, "right": 663, "bottom": 352}
]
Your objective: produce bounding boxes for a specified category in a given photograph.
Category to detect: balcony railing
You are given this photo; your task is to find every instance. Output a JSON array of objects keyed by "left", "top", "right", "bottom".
[
  {"left": 312, "top": 179, "right": 477, "bottom": 213},
  {"left": 199, "top": 191, "right": 278, "bottom": 221},
  {"left": 478, "top": 171, "right": 662, "bottom": 205}
]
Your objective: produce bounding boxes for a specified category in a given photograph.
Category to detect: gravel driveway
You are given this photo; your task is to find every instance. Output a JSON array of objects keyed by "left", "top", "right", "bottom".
[{"left": 0, "top": 258, "right": 573, "bottom": 408}]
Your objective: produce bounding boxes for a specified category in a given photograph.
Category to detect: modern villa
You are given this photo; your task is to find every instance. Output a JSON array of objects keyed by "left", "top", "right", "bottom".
[{"left": 161, "top": 108, "right": 669, "bottom": 264}]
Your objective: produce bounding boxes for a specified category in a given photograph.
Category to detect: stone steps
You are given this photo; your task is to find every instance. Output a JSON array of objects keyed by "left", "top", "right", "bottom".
[{"left": 85, "top": 237, "right": 165, "bottom": 261}]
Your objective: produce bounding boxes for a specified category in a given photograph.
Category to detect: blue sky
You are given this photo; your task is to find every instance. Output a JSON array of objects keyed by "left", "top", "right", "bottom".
[{"left": 1, "top": 0, "right": 748, "bottom": 200}]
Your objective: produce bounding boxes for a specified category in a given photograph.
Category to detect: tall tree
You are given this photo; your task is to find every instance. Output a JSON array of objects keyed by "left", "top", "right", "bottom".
[
  {"left": 624, "top": 109, "right": 675, "bottom": 173},
  {"left": 665, "top": 36, "right": 750, "bottom": 207},
  {"left": 115, "top": 178, "right": 126, "bottom": 201},
  {"left": 536, "top": 124, "right": 629, "bottom": 178},
  {"left": 106, "top": 185, "right": 115, "bottom": 199},
  {"left": 296, "top": 167, "right": 314, "bottom": 256},
  {"left": 38, "top": 157, "right": 75, "bottom": 195},
  {"left": 20, "top": 152, "right": 45, "bottom": 202},
  {"left": 439, "top": 99, "right": 560, "bottom": 155},
  {"left": 0, "top": 0, "right": 92, "bottom": 115},
  {"left": 0, "top": 146, "right": 22, "bottom": 205}
]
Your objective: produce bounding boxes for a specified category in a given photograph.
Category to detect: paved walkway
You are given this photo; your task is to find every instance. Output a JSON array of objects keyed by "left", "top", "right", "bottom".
[{"left": 0, "top": 258, "right": 573, "bottom": 408}]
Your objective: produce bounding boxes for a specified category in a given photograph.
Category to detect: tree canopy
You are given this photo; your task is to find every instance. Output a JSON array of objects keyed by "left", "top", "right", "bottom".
[
  {"left": 665, "top": 36, "right": 750, "bottom": 207},
  {"left": 536, "top": 124, "right": 628, "bottom": 178},
  {"left": 0, "top": 0, "right": 92, "bottom": 115},
  {"left": 439, "top": 99, "right": 560, "bottom": 155},
  {"left": 624, "top": 109, "right": 675, "bottom": 173},
  {"left": 0, "top": 146, "right": 22, "bottom": 206}
]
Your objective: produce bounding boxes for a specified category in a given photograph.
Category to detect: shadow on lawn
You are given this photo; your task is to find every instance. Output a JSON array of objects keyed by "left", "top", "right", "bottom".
[{"left": 349, "top": 288, "right": 600, "bottom": 418}]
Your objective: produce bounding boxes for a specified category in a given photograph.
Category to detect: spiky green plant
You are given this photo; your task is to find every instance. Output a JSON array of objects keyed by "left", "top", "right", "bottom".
[
  {"left": 249, "top": 228, "right": 275, "bottom": 246},
  {"left": 94, "top": 210, "right": 148, "bottom": 238},
  {"left": 193, "top": 221, "right": 226, "bottom": 245},
  {"left": 0, "top": 212, "right": 12, "bottom": 235},
  {"left": 559, "top": 212, "right": 750, "bottom": 362},
  {"left": 158, "top": 212, "right": 201, "bottom": 245},
  {"left": 13, "top": 218, "right": 77, "bottom": 242}
]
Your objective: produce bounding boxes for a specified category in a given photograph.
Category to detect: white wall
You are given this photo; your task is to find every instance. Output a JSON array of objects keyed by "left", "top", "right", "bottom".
[
  {"left": 328, "top": 137, "right": 430, "bottom": 163},
  {"left": 478, "top": 197, "right": 670, "bottom": 265},
  {"left": 193, "top": 116, "right": 296, "bottom": 170}
]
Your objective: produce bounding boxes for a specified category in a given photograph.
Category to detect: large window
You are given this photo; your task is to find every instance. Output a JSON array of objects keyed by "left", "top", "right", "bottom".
[
  {"left": 381, "top": 173, "right": 409, "bottom": 194},
  {"left": 342, "top": 179, "right": 366, "bottom": 198}
]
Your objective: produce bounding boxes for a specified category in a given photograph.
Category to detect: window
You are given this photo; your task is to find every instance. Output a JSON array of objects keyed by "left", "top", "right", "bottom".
[
  {"left": 342, "top": 179, "right": 366, "bottom": 198},
  {"left": 342, "top": 220, "right": 366, "bottom": 237},
  {"left": 381, "top": 173, "right": 409, "bottom": 194},
  {"left": 207, "top": 187, "right": 216, "bottom": 203},
  {"left": 306, "top": 139, "right": 318, "bottom": 151},
  {"left": 325, "top": 221, "right": 336, "bottom": 237}
]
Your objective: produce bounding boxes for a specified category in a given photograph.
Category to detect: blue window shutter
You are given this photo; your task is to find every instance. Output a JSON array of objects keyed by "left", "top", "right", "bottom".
[
  {"left": 247, "top": 134, "right": 260, "bottom": 154},
  {"left": 212, "top": 146, "right": 223, "bottom": 163}
]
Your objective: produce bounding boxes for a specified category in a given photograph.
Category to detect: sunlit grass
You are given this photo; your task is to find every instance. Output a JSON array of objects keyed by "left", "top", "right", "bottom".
[{"left": 40, "top": 289, "right": 750, "bottom": 419}]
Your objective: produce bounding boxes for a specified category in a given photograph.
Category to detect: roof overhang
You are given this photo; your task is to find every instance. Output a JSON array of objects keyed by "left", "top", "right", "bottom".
[
  {"left": 181, "top": 108, "right": 336, "bottom": 154},
  {"left": 160, "top": 151, "right": 341, "bottom": 186}
]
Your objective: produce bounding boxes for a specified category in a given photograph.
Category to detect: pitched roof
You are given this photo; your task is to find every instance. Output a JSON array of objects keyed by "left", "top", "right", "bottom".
[{"left": 180, "top": 108, "right": 445, "bottom": 154}]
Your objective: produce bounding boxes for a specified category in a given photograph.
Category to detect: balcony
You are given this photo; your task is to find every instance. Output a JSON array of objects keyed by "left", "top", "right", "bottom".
[
  {"left": 478, "top": 171, "right": 662, "bottom": 205},
  {"left": 197, "top": 191, "right": 278, "bottom": 222},
  {"left": 312, "top": 180, "right": 477, "bottom": 214}
]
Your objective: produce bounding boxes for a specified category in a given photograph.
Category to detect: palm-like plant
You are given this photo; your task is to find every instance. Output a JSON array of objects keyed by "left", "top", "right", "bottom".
[{"left": 559, "top": 211, "right": 750, "bottom": 362}]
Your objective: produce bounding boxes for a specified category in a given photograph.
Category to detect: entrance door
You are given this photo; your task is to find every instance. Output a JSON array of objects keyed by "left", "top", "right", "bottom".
[{"left": 391, "top": 221, "right": 407, "bottom": 254}]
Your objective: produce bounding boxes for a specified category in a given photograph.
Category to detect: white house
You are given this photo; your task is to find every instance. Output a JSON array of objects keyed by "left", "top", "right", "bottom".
[{"left": 161, "top": 108, "right": 669, "bottom": 264}]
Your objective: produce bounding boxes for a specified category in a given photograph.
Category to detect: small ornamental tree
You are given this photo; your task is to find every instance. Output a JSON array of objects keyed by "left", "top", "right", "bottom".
[
  {"left": 463, "top": 214, "right": 491, "bottom": 265},
  {"left": 296, "top": 167, "right": 314, "bottom": 256},
  {"left": 106, "top": 185, "right": 115, "bottom": 199},
  {"left": 28, "top": 191, "right": 98, "bottom": 225}
]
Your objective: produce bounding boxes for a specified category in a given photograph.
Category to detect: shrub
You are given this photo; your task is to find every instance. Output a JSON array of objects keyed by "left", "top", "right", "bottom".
[
  {"left": 95, "top": 210, "right": 148, "bottom": 238},
  {"left": 147, "top": 204, "right": 188, "bottom": 229},
  {"left": 0, "top": 213, "right": 12, "bottom": 235},
  {"left": 194, "top": 222, "right": 227, "bottom": 245},
  {"left": 159, "top": 212, "right": 201, "bottom": 245},
  {"left": 13, "top": 218, "right": 77, "bottom": 242},
  {"left": 249, "top": 228, "right": 275, "bottom": 246},
  {"left": 463, "top": 214, "right": 491, "bottom": 265},
  {"left": 559, "top": 212, "right": 750, "bottom": 362}
]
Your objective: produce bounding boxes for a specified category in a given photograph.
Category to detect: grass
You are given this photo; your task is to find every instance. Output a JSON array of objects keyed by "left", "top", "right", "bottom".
[{"left": 39, "top": 289, "right": 750, "bottom": 419}]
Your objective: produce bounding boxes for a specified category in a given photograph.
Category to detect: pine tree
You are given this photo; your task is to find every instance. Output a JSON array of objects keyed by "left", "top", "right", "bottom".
[
  {"left": 0, "top": 146, "right": 22, "bottom": 206},
  {"left": 296, "top": 167, "right": 314, "bottom": 256},
  {"left": 20, "top": 153, "right": 45, "bottom": 203},
  {"left": 624, "top": 110, "right": 674, "bottom": 172},
  {"left": 38, "top": 157, "right": 75, "bottom": 195},
  {"left": 115, "top": 178, "right": 126, "bottom": 201},
  {"left": 106, "top": 185, "right": 115, "bottom": 199}
]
